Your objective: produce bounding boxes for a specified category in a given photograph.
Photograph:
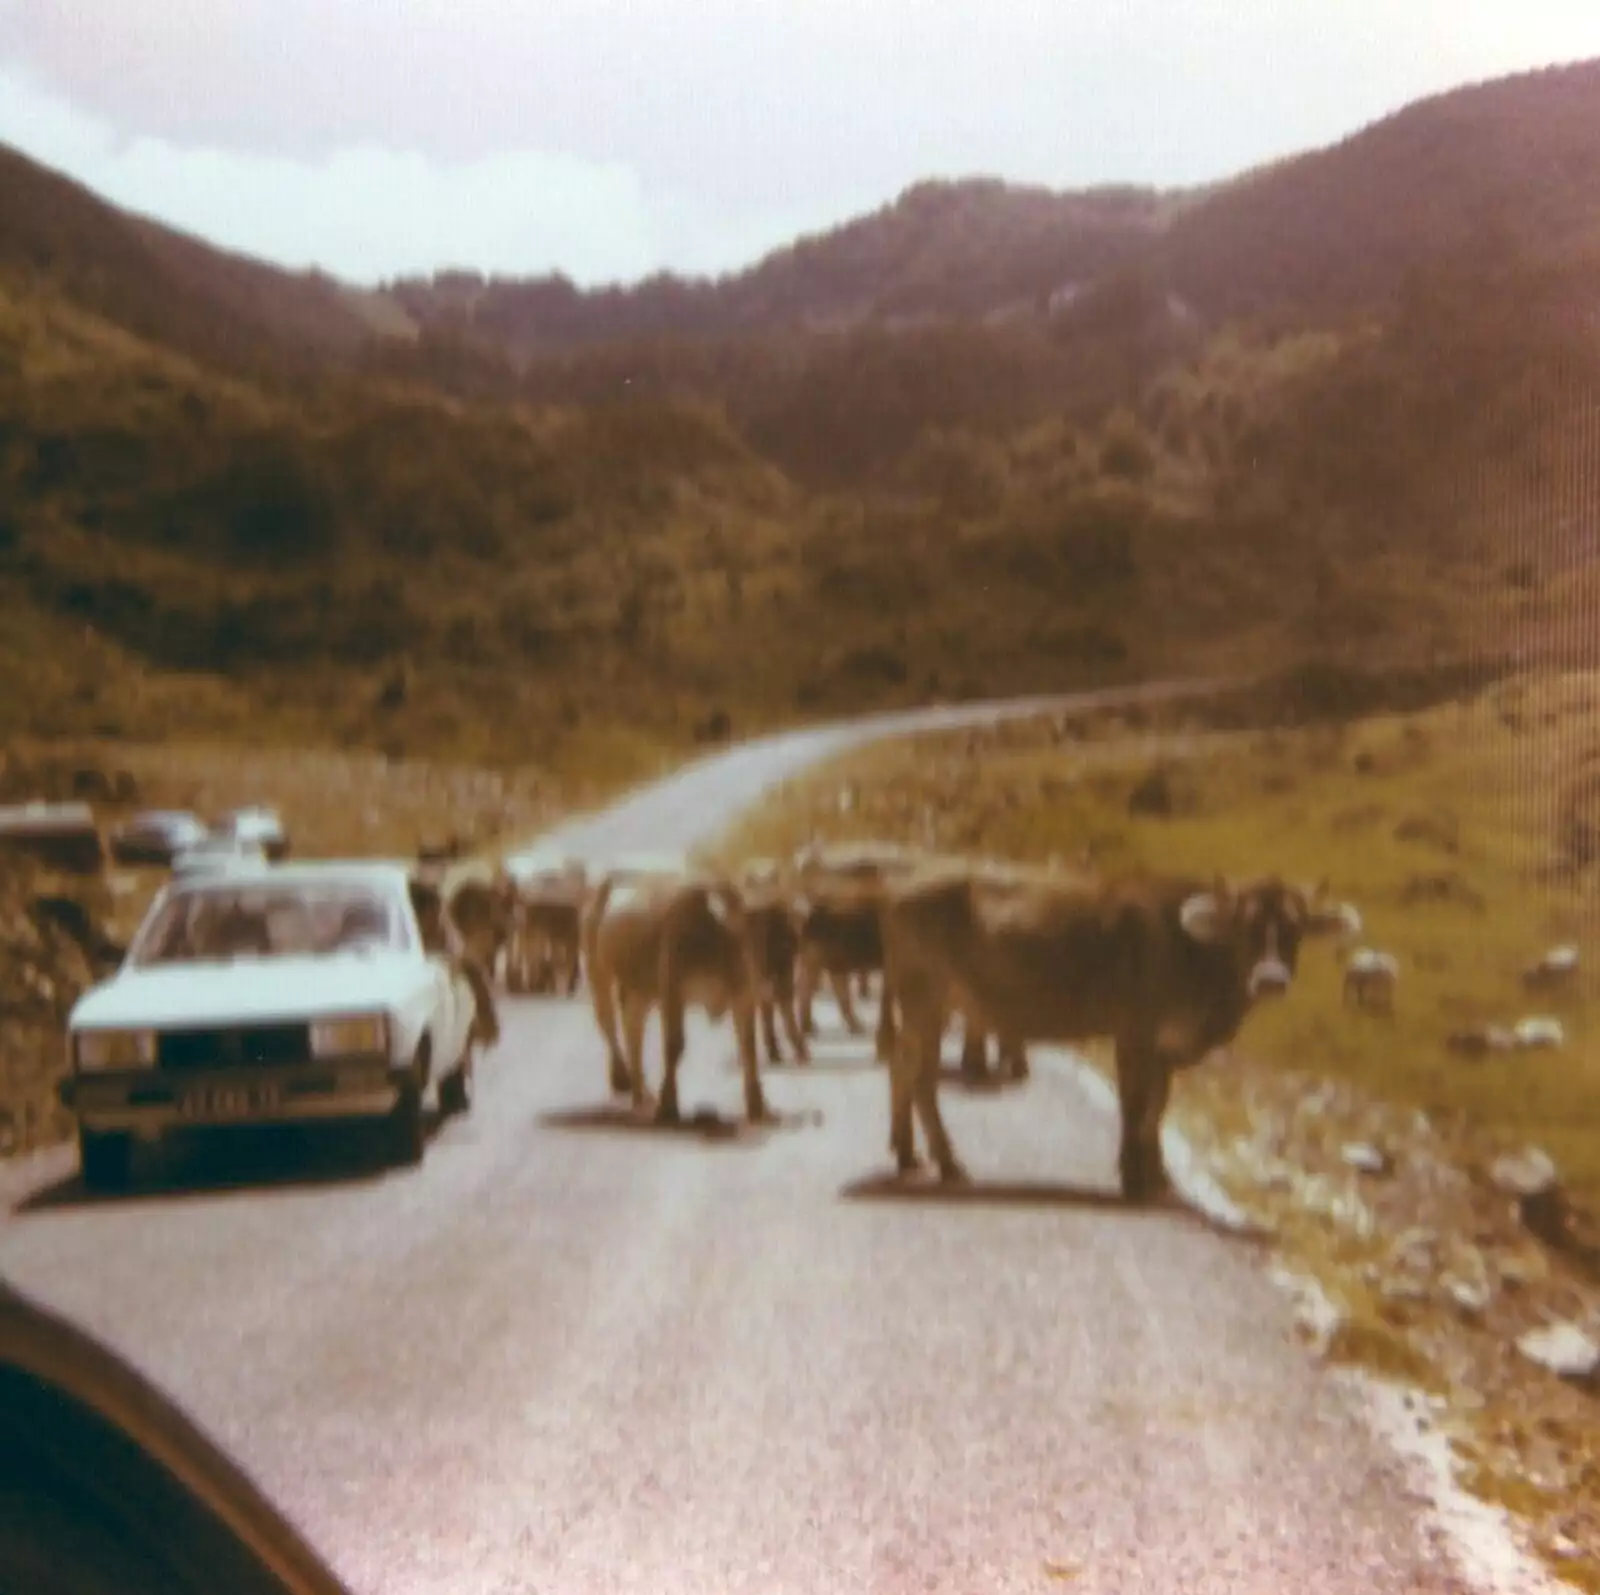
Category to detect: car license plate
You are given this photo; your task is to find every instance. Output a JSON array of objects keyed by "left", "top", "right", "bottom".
[{"left": 179, "top": 1083, "right": 283, "bottom": 1121}]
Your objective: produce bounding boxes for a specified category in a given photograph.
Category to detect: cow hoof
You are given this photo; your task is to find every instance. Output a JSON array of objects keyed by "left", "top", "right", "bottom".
[
  {"left": 936, "top": 1158, "right": 969, "bottom": 1186},
  {"left": 893, "top": 1148, "right": 923, "bottom": 1177},
  {"left": 745, "top": 1099, "right": 771, "bottom": 1125},
  {"left": 653, "top": 1098, "right": 681, "bottom": 1128}
]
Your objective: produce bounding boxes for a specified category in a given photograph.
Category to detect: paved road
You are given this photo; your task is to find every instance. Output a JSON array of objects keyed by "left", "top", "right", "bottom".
[{"left": 0, "top": 687, "right": 1494, "bottom": 1594}]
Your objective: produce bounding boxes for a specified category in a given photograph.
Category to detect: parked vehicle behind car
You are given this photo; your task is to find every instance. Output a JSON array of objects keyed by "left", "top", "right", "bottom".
[
  {"left": 109, "top": 810, "right": 211, "bottom": 869},
  {"left": 0, "top": 800, "right": 108, "bottom": 877}
]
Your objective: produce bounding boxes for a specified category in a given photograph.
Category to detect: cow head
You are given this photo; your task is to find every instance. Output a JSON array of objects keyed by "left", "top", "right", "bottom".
[{"left": 1179, "top": 876, "right": 1360, "bottom": 1003}]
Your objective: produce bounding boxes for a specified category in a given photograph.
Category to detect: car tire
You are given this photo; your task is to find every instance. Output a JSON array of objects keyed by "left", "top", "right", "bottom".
[
  {"left": 439, "top": 1051, "right": 473, "bottom": 1117},
  {"left": 78, "top": 1129, "right": 133, "bottom": 1194},
  {"left": 384, "top": 1067, "right": 426, "bottom": 1168}
]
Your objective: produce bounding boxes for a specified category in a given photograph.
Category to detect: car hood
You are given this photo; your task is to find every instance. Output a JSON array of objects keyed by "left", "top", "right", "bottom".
[{"left": 70, "top": 952, "right": 430, "bottom": 1031}]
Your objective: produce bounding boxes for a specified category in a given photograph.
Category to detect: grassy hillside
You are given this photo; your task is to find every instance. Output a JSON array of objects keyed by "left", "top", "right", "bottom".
[
  {"left": 0, "top": 145, "right": 407, "bottom": 378},
  {"left": 390, "top": 59, "right": 1600, "bottom": 352},
  {"left": 4, "top": 59, "right": 1600, "bottom": 775}
]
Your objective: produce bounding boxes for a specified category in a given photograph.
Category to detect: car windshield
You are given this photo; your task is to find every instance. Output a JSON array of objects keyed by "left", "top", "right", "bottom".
[{"left": 127, "top": 881, "right": 406, "bottom": 966}]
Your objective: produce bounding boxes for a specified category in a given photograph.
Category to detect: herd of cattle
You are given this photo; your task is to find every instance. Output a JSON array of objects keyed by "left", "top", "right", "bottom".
[{"left": 431, "top": 841, "right": 1371, "bottom": 1203}]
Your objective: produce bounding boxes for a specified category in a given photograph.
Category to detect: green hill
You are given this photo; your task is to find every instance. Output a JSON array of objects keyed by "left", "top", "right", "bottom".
[{"left": 4, "top": 58, "right": 1600, "bottom": 778}]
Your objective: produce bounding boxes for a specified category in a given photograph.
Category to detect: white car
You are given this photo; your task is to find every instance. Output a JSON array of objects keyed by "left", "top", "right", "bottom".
[{"left": 58, "top": 860, "right": 483, "bottom": 1191}]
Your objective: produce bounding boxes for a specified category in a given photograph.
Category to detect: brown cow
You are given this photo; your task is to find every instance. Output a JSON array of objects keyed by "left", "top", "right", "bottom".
[
  {"left": 504, "top": 854, "right": 589, "bottom": 995},
  {"left": 790, "top": 841, "right": 923, "bottom": 1044},
  {"left": 447, "top": 873, "right": 518, "bottom": 973},
  {"left": 880, "top": 867, "right": 1359, "bottom": 1202},
  {"left": 881, "top": 856, "right": 1081, "bottom": 1084},
  {"left": 580, "top": 855, "right": 697, "bottom": 1096},
  {"left": 586, "top": 870, "right": 768, "bottom": 1124},
  {"left": 409, "top": 874, "right": 501, "bottom": 1050},
  {"left": 792, "top": 879, "right": 889, "bottom": 1045}
]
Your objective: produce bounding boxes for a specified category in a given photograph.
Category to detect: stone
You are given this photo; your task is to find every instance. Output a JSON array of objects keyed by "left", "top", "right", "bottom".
[
  {"left": 1445, "top": 1278, "right": 1493, "bottom": 1319},
  {"left": 1514, "top": 1322, "right": 1600, "bottom": 1385},
  {"left": 1341, "top": 1141, "right": 1392, "bottom": 1176},
  {"left": 1488, "top": 1147, "right": 1559, "bottom": 1199}
]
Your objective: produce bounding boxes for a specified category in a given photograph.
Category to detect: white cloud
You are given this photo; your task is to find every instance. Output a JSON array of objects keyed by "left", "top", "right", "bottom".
[
  {"left": 0, "top": 61, "right": 857, "bottom": 284},
  {"left": 2, "top": 2, "right": 1600, "bottom": 283}
]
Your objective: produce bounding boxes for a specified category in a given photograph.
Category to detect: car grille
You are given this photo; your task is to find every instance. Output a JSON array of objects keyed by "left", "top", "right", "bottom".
[{"left": 157, "top": 1024, "right": 313, "bottom": 1070}]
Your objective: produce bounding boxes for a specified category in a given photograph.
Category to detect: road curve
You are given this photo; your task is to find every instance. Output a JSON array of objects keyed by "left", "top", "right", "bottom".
[{"left": 0, "top": 687, "right": 1498, "bottom": 1594}]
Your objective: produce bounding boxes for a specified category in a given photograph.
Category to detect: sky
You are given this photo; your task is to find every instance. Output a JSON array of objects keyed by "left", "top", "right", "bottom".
[{"left": 2, "top": 1, "right": 1599, "bottom": 289}]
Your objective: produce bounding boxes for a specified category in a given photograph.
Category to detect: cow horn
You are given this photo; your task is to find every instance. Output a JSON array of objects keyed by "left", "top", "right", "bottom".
[{"left": 1179, "top": 889, "right": 1230, "bottom": 944}]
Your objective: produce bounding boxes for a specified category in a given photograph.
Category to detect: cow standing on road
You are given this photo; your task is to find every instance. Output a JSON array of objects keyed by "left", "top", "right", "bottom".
[
  {"left": 880, "top": 868, "right": 1360, "bottom": 1202},
  {"left": 504, "top": 856, "right": 589, "bottom": 995},
  {"left": 585, "top": 868, "right": 769, "bottom": 1124}
]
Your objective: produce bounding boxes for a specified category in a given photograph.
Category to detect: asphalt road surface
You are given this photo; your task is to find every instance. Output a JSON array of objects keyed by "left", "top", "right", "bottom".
[{"left": 0, "top": 687, "right": 1502, "bottom": 1594}]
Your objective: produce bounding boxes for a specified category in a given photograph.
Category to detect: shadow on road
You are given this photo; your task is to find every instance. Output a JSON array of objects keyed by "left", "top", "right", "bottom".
[
  {"left": 12, "top": 1115, "right": 446, "bottom": 1216},
  {"left": 539, "top": 1102, "right": 822, "bottom": 1145},
  {"left": 839, "top": 1171, "right": 1273, "bottom": 1244},
  {"left": 762, "top": 1055, "right": 882, "bottom": 1077},
  {"left": 935, "top": 1064, "right": 1030, "bottom": 1095}
]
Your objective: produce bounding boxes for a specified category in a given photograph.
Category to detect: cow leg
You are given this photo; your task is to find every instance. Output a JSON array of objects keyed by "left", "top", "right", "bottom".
[
  {"left": 590, "top": 967, "right": 633, "bottom": 1096},
  {"left": 1115, "top": 1044, "right": 1173, "bottom": 1205},
  {"left": 796, "top": 956, "right": 819, "bottom": 1039},
  {"left": 831, "top": 971, "right": 865, "bottom": 1035},
  {"left": 462, "top": 959, "right": 500, "bottom": 1050},
  {"left": 999, "top": 1034, "right": 1029, "bottom": 1081},
  {"left": 912, "top": 1014, "right": 967, "bottom": 1184},
  {"left": 760, "top": 997, "right": 783, "bottom": 1065},
  {"left": 958, "top": 1019, "right": 989, "bottom": 1083},
  {"left": 887, "top": 1025, "right": 921, "bottom": 1175},
  {"left": 564, "top": 937, "right": 582, "bottom": 996},
  {"left": 656, "top": 993, "right": 685, "bottom": 1127},
  {"left": 736, "top": 1000, "right": 769, "bottom": 1124},
  {"left": 621, "top": 993, "right": 655, "bottom": 1115},
  {"left": 777, "top": 976, "right": 810, "bottom": 1064},
  {"left": 874, "top": 979, "right": 896, "bottom": 1065}
]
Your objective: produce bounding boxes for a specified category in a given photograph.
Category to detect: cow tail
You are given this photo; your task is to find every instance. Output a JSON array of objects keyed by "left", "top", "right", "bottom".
[{"left": 584, "top": 879, "right": 623, "bottom": 1061}]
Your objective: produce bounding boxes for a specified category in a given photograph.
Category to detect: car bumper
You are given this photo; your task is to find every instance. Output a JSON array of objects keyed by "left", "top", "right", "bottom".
[{"left": 59, "top": 1060, "right": 406, "bottom": 1135}]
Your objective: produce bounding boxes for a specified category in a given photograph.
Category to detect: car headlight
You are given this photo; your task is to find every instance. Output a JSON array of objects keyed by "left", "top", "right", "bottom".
[
  {"left": 309, "top": 1014, "right": 391, "bottom": 1058},
  {"left": 74, "top": 1029, "right": 157, "bottom": 1071}
]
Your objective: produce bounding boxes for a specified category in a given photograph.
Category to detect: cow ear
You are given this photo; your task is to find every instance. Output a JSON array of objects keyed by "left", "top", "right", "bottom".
[{"left": 1179, "top": 890, "right": 1230, "bottom": 944}]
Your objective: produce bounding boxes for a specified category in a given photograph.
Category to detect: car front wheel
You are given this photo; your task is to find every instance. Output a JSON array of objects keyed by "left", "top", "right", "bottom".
[
  {"left": 383, "top": 1062, "right": 427, "bottom": 1168},
  {"left": 78, "top": 1128, "right": 134, "bottom": 1193},
  {"left": 439, "top": 1049, "right": 473, "bottom": 1117}
]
